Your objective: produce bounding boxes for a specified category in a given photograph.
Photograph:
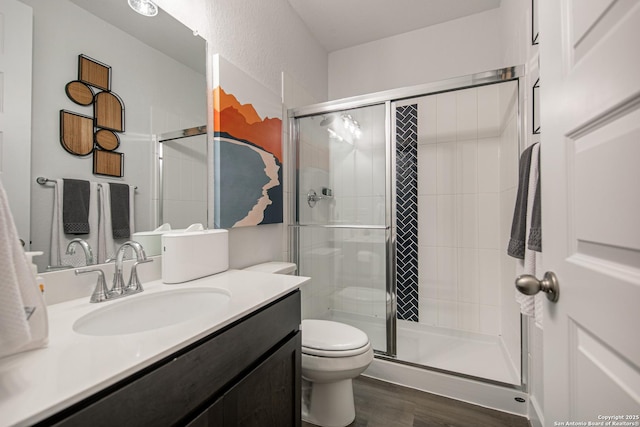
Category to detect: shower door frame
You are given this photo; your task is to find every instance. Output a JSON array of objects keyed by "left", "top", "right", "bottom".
[{"left": 289, "top": 65, "right": 528, "bottom": 391}]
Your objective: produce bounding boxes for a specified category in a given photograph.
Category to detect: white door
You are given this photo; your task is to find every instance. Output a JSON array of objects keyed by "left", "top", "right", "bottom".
[
  {"left": 539, "top": 0, "right": 640, "bottom": 424},
  {"left": 0, "top": 0, "right": 32, "bottom": 248}
]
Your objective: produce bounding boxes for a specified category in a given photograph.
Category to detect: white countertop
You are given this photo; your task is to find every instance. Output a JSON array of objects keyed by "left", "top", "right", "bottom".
[{"left": 0, "top": 269, "right": 309, "bottom": 427}]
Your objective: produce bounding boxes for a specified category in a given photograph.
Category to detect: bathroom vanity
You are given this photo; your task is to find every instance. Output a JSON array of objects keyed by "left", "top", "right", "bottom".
[{"left": 0, "top": 270, "right": 307, "bottom": 427}]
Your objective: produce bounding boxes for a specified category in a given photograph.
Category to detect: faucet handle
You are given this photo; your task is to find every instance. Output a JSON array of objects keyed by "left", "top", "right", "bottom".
[
  {"left": 125, "top": 258, "right": 153, "bottom": 295},
  {"left": 75, "top": 268, "right": 109, "bottom": 303}
]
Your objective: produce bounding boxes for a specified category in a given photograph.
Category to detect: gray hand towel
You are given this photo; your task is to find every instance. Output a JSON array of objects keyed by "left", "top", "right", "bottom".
[
  {"left": 507, "top": 144, "right": 537, "bottom": 259},
  {"left": 109, "top": 183, "right": 130, "bottom": 239},
  {"left": 528, "top": 152, "right": 542, "bottom": 252},
  {"left": 62, "top": 179, "right": 90, "bottom": 235}
]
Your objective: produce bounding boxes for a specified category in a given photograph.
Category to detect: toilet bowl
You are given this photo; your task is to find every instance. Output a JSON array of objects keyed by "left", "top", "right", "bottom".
[
  {"left": 243, "top": 262, "right": 374, "bottom": 427},
  {"left": 301, "top": 319, "right": 374, "bottom": 427}
]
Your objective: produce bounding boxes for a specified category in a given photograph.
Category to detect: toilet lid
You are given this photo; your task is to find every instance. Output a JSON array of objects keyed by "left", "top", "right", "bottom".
[{"left": 301, "top": 319, "right": 370, "bottom": 355}]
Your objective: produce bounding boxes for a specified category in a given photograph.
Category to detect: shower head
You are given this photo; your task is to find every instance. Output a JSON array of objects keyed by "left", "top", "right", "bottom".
[{"left": 320, "top": 115, "right": 336, "bottom": 126}]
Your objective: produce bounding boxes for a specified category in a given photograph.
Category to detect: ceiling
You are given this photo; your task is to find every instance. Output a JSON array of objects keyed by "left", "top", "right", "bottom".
[
  {"left": 69, "top": 0, "right": 206, "bottom": 73},
  {"left": 287, "top": 0, "right": 502, "bottom": 52},
  {"left": 68, "top": 0, "right": 501, "bottom": 69}
]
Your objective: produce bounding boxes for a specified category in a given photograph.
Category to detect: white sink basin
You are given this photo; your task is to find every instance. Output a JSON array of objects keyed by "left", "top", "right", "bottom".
[{"left": 73, "top": 288, "right": 231, "bottom": 336}]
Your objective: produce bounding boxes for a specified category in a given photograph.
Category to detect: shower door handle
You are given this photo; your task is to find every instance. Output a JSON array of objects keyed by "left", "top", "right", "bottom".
[{"left": 515, "top": 272, "right": 560, "bottom": 302}]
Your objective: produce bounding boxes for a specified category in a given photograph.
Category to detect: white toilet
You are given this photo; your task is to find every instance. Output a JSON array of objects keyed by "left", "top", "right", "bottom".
[{"left": 243, "top": 262, "right": 374, "bottom": 427}]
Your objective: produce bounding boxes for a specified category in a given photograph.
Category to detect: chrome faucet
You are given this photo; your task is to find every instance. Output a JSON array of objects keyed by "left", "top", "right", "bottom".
[
  {"left": 66, "top": 238, "right": 95, "bottom": 266},
  {"left": 112, "top": 241, "right": 152, "bottom": 296},
  {"left": 75, "top": 240, "right": 153, "bottom": 303},
  {"left": 75, "top": 268, "right": 110, "bottom": 303}
]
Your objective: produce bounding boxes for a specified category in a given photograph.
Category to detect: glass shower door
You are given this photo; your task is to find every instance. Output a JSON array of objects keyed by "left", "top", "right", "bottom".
[{"left": 292, "top": 103, "right": 393, "bottom": 354}]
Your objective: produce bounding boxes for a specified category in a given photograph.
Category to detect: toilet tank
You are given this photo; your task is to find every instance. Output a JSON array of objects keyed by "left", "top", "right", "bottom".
[{"left": 243, "top": 262, "right": 297, "bottom": 275}]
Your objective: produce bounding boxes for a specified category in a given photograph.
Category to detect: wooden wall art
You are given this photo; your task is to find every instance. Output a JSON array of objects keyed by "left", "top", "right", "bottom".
[
  {"left": 65, "top": 81, "right": 94, "bottom": 106},
  {"left": 78, "top": 55, "right": 111, "bottom": 91},
  {"left": 93, "top": 150, "right": 123, "bottom": 177},
  {"left": 94, "top": 129, "right": 120, "bottom": 151},
  {"left": 61, "top": 54, "right": 126, "bottom": 176},
  {"left": 94, "top": 91, "right": 125, "bottom": 132},
  {"left": 60, "top": 110, "right": 94, "bottom": 156}
]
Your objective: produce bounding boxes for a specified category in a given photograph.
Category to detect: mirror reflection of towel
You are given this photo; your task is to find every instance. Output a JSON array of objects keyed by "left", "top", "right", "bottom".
[
  {"left": 62, "top": 179, "right": 90, "bottom": 234},
  {"left": 109, "top": 183, "right": 130, "bottom": 239},
  {"left": 51, "top": 180, "right": 99, "bottom": 268},
  {"left": 98, "top": 183, "right": 135, "bottom": 263}
]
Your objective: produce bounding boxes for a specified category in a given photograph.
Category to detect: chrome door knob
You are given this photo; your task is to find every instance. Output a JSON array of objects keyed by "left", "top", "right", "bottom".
[{"left": 515, "top": 271, "right": 560, "bottom": 302}]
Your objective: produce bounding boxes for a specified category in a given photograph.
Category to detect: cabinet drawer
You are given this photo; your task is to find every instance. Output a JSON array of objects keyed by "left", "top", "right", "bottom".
[{"left": 47, "top": 290, "right": 301, "bottom": 427}]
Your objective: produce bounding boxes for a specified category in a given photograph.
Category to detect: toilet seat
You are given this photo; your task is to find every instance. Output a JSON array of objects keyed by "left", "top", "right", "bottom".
[
  {"left": 302, "top": 319, "right": 371, "bottom": 358},
  {"left": 302, "top": 342, "right": 371, "bottom": 358}
]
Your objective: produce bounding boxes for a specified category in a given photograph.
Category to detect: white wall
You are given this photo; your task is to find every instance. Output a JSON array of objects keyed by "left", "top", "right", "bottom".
[
  {"left": 155, "top": 0, "right": 328, "bottom": 269},
  {"left": 499, "top": 0, "right": 531, "bottom": 67},
  {"left": 25, "top": 0, "right": 206, "bottom": 271},
  {"left": 328, "top": 8, "right": 504, "bottom": 100}
]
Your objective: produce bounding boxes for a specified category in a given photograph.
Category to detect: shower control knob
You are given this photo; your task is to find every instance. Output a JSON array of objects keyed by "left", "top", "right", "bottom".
[
  {"left": 307, "top": 189, "right": 319, "bottom": 208},
  {"left": 515, "top": 271, "right": 560, "bottom": 302}
]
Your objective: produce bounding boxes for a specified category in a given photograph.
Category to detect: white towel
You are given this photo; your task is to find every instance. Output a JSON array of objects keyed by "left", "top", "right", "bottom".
[
  {"left": 97, "top": 184, "right": 135, "bottom": 262},
  {"left": 50, "top": 179, "right": 99, "bottom": 268},
  {"left": 515, "top": 143, "right": 543, "bottom": 328},
  {"left": 0, "top": 178, "right": 48, "bottom": 358}
]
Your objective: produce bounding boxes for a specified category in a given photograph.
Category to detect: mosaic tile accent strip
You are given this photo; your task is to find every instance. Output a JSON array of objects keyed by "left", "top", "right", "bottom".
[{"left": 396, "top": 104, "right": 419, "bottom": 322}]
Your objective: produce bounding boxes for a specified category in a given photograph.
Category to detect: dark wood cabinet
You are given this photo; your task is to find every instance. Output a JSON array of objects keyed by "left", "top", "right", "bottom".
[
  {"left": 223, "top": 332, "right": 301, "bottom": 427},
  {"left": 42, "top": 291, "right": 301, "bottom": 427},
  {"left": 189, "top": 332, "right": 301, "bottom": 427},
  {"left": 187, "top": 397, "right": 224, "bottom": 427}
]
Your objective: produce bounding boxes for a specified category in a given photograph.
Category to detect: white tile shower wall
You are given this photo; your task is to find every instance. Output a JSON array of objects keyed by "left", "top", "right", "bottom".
[
  {"left": 282, "top": 73, "right": 322, "bottom": 319},
  {"left": 330, "top": 106, "right": 386, "bottom": 227},
  {"left": 418, "top": 83, "right": 518, "bottom": 336},
  {"left": 330, "top": 106, "right": 386, "bottom": 316},
  {"left": 295, "top": 108, "right": 337, "bottom": 320},
  {"left": 297, "top": 170, "right": 331, "bottom": 319},
  {"left": 301, "top": 105, "right": 388, "bottom": 320},
  {"left": 161, "top": 134, "right": 208, "bottom": 229}
]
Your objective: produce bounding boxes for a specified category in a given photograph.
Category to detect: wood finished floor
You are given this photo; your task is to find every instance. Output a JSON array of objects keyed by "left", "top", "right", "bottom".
[{"left": 303, "top": 376, "right": 531, "bottom": 427}]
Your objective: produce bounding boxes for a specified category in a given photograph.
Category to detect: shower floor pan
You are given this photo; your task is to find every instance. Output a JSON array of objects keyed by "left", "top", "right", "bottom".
[
  {"left": 327, "top": 312, "right": 520, "bottom": 385},
  {"left": 395, "top": 320, "right": 520, "bottom": 385}
]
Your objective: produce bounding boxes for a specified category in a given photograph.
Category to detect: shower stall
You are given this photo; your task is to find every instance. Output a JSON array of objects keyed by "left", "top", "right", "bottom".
[{"left": 290, "top": 67, "right": 526, "bottom": 390}]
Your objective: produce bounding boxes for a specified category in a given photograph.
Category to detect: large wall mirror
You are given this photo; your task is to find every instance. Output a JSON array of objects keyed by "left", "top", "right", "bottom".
[{"left": 19, "top": 0, "right": 207, "bottom": 272}]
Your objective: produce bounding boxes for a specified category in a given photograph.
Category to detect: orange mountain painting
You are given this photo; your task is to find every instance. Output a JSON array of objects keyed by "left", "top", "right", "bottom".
[
  {"left": 212, "top": 66, "right": 283, "bottom": 229},
  {"left": 214, "top": 87, "right": 282, "bottom": 162}
]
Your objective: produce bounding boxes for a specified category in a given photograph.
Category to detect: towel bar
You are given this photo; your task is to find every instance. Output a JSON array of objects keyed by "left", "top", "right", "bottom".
[{"left": 36, "top": 176, "right": 137, "bottom": 190}]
